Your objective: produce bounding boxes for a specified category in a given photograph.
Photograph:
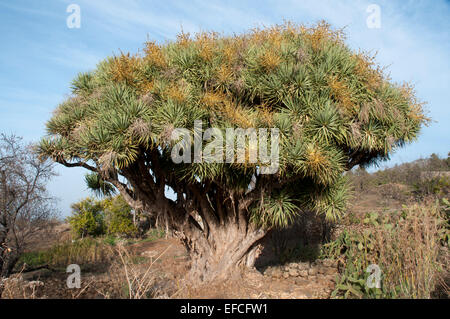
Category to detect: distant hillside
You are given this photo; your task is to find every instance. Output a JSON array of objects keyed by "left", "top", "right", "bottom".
[{"left": 347, "top": 152, "right": 450, "bottom": 199}]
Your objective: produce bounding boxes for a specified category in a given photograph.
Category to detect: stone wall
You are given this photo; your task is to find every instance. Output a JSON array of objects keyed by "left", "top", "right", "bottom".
[{"left": 263, "top": 259, "right": 338, "bottom": 284}]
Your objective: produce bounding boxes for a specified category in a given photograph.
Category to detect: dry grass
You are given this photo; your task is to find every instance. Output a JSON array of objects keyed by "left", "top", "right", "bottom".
[
  {"left": 0, "top": 272, "right": 44, "bottom": 299},
  {"left": 97, "top": 241, "right": 173, "bottom": 299},
  {"left": 373, "top": 202, "right": 448, "bottom": 298},
  {"left": 324, "top": 200, "right": 448, "bottom": 298},
  {"left": 17, "top": 238, "right": 113, "bottom": 272}
]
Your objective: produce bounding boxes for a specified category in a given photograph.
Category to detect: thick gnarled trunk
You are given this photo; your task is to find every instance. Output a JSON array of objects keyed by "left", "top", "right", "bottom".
[
  {"left": 61, "top": 153, "right": 273, "bottom": 285},
  {"left": 184, "top": 224, "right": 267, "bottom": 284}
]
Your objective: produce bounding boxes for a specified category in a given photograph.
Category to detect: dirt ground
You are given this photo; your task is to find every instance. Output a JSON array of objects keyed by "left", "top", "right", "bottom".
[
  {"left": 11, "top": 237, "right": 334, "bottom": 299},
  {"left": 2, "top": 187, "right": 411, "bottom": 299}
]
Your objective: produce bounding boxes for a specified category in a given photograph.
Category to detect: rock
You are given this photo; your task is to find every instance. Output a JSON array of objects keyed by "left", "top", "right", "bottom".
[
  {"left": 308, "top": 267, "right": 318, "bottom": 276},
  {"left": 317, "top": 266, "right": 326, "bottom": 274},
  {"left": 297, "top": 262, "right": 310, "bottom": 270},
  {"left": 283, "top": 272, "right": 290, "bottom": 279},
  {"left": 288, "top": 262, "right": 298, "bottom": 269},
  {"left": 289, "top": 269, "right": 299, "bottom": 277},
  {"left": 272, "top": 268, "right": 282, "bottom": 278},
  {"left": 298, "top": 270, "right": 308, "bottom": 277},
  {"left": 263, "top": 268, "right": 272, "bottom": 276}
]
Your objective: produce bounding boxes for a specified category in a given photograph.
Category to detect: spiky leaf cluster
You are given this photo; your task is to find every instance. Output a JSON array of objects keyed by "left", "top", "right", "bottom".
[
  {"left": 39, "top": 22, "right": 427, "bottom": 225},
  {"left": 85, "top": 172, "right": 117, "bottom": 198}
]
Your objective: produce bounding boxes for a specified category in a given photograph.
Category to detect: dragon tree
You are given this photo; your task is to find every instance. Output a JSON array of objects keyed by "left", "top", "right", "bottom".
[{"left": 38, "top": 22, "right": 427, "bottom": 284}]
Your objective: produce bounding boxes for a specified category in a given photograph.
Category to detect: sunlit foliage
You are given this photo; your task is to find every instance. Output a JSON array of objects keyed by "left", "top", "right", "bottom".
[{"left": 39, "top": 21, "right": 427, "bottom": 225}]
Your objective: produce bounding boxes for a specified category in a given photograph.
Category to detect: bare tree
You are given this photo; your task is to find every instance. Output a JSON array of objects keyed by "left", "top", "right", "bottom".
[{"left": 0, "top": 134, "right": 57, "bottom": 277}]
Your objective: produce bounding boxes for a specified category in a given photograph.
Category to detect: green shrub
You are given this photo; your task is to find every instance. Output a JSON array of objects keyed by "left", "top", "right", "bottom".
[
  {"left": 18, "top": 251, "right": 49, "bottom": 269},
  {"left": 68, "top": 196, "right": 137, "bottom": 238},
  {"left": 103, "top": 196, "right": 138, "bottom": 237},
  {"left": 103, "top": 235, "right": 119, "bottom": 246},
  {"left": 413, "top": 176, "right": 450, "bottom": 199},
  {"left": 67, "top": 197, "right": 106, "bottom": 238}
]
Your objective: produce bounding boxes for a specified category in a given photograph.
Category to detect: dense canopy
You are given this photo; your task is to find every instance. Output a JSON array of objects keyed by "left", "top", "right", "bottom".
[{"left": 39, "top": 22, "right": 426, "bottom": 223}]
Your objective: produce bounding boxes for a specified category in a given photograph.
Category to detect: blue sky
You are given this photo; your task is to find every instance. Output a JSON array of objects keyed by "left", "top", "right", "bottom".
[{"left": 0, "top": 0, "right": 449, "bottom": 216}]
